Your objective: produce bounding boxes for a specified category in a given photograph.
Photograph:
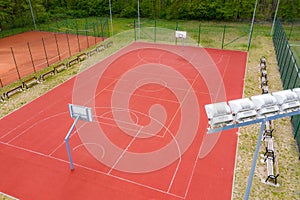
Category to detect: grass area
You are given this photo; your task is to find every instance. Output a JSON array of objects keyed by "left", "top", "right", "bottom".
[
  {"left": 0, "top": 18, "right": 300, "bottom": 199},
  {"left": 0, "top": 192, "right": 18, "bottom": 200},
  {"left": 291, "top": 45, "right": 300, "bottom": 65},
  {"left": 0, "top": 26, "right": 33, "bottom": 39},
  {"left": 233, "top": 34, "right": 300, "bottom": 199},
  {"left": 283, "top": 21, "right": 300, "bottom": 65}
]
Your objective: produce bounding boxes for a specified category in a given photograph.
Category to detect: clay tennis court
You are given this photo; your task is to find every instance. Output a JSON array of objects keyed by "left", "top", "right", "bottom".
[
  {"left": 0, "top": 42, "right": 247, "bottom": 199},
  {"left": 0, "top": 31, "right": 103, "bottom": 86}
]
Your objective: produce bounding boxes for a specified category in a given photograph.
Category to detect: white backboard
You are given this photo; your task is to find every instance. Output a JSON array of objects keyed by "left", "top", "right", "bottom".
[
  {"left": 175, "top": 31, "right": 187, "bottom": 39},
  {"left": 68, "top": 104, "right": 93, "bottom": 122}
]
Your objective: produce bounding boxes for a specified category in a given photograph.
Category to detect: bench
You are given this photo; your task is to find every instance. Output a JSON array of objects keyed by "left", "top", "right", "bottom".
[
  {"left": 54, "top": 63, "right": 67, "bottom": 73},
  {"left": 105, "top": 41, "right": 113, "bottom": 48},
  {"left": 263, "top": 128, "right": 274, "bottom": 140},
  {"left": 260, "top": 62, "right": 266, "bottom": 71},
  {"left": 40, "top": 69, "right": 55, "bottom": 81},
  {"left": 87, "top": 48, "right": 98, "bottom": 57},
  {"left": 261, "top": 76, "right": 268, "bottom": 87},
  {"left": 264, "top": 138, "right": 275, "bottom": 159},
  {"left": 261, "top": 70, "right": 267, "bottom": 79},
  {"left": 265, "top": 157, "right": 279, "bottom": 185},
  {"left": 262, "top": 85, "right": 269, "bottom": 94},
  {"left": 96, "top": 45, "right": 105, "bottom": 52},
  {"left": 22, "top": 76, "right": 39, "bottom": 89},
  {"left": 3, "top": 85, "right": 24, "bottom": 99},
  {"left": 66, "top": 57, "right": 79, "bottom": 67},
  {"left": 260, "top": 57, "right": 267, "bottom": 65},
  {"left": 265, "top": 120, "right": 273, "bottom": 130},
  {"left": 263, "top": 120, "right": 273, "bottom": 139},
  {"left": 77, "top": 53, "right": 87, "bottom": 62}
]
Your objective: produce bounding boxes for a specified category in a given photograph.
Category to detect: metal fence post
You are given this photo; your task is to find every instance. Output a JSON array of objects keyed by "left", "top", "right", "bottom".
[
  {"left": 54, "top": 33, "right": 61, "bottom": 61},
  {"left": 27, "top": 42, "right": 36, "bottom": 73},
  {"left": 272, "top": 19, "right": 300, "bottom": 158},
  {"left": 134, "top": 19, "right": 136, "bottom": 41},
  {"left": 154, "top": 19, "right": 156, "bottom": 43},
  {"left": 66, "top": 30, "right": 71, "bottom": 57},
  {"left": 222, "top": 24, "right": 226, "bottom": 49},
  {"left": 41, "top": 38, "right": 49, "bottom": 67},
  {"left": 198, "top": 23, "right": 201, "bottom": 47},
  {"left": 10, "top": 47, "right": 21, "bottom": 80}
]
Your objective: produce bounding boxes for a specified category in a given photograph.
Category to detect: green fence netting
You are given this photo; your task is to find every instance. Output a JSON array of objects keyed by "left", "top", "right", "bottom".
[{"left": 273, "top": 19, "right": 300, "bottom": 157}]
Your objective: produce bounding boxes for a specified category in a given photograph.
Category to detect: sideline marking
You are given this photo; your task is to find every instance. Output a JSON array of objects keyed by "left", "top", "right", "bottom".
[{"left": 107, "top": 126, "right": 143, "bottom": 175}]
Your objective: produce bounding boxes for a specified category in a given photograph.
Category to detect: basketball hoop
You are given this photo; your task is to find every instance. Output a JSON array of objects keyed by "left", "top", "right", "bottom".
[
  {"left": 175, "top": 31, "right": 187, "bottom": 39},
  {"left": 175, "top": 31, "right": 187, "bottom": 50}
]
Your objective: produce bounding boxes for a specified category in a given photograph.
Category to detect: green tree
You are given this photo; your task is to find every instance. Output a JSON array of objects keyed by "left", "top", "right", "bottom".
[
  {"left": 1, "top": 0, "right": 300, "bottom": 31},
  {"left": 0, "top": 0, "right": 12, "bottom": 29}
]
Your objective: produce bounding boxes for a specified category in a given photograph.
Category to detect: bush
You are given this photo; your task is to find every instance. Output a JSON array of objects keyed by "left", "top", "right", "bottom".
[
  {"left": 120, "top": 6, "right": 137, "bottom": 18},
  {"left": 67, "top": 10, "right": 89, "bottom": 18}
]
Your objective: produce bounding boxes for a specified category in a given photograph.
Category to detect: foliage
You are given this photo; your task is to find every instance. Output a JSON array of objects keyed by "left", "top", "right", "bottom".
[{"left": 0, "top": 0, "right": 300, "bottom": 30}]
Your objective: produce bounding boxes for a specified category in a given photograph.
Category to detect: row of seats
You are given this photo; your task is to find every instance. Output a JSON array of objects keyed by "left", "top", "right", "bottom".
[
  {"left": 259, "top": 57, "right": 279, "bottom": 186},
  {"left": 0, "top": 41, "right": 113, "bottom": 102}
]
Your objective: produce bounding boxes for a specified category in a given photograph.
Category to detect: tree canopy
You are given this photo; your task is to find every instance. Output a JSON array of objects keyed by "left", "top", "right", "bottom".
[{"left": 0, "top": 0, "right": 299, "bottom": 30}]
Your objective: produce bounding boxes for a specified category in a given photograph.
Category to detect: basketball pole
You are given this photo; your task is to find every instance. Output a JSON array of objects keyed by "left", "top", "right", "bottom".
[{"left": 65, "top": 116, "right": 80, "bottom": 171}]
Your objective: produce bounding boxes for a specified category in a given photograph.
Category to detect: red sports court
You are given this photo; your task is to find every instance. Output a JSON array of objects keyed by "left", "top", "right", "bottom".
[{"left": 0, "top": 42, "right": 247, "bottom": 199}]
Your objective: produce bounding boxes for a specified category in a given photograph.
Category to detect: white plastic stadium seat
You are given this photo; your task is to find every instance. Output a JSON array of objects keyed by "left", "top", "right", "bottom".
[
  {"left": 292, "top": 88, "right": 300, "bottom": 99},
  {"left": 205, "top": 102, "right": 233, "bottom": 128},
  {"left": 228, "top": 98, "right": 257, "bottom": 123},
  {"left": 272, "top": 89, "right": 300, "bottom": 112},
  {"left": 251, "top": 94, "right": 279, "bottom": 116}
]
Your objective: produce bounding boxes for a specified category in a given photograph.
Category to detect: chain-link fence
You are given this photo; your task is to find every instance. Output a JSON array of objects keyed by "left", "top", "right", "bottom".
[
  {"left": 132, "top": 19, "right": 250, "bottom": 50},
  {"left": 273, "top": 19, "right": 300, "bottom": 156},
  {"left": 0, "top": 18, "right": 109, "bottom": 87},
  {"left": 38, "top": 17, "right": 110, "bottom": 38},
  {"left": 0, "top": 18, "right": 250, "bottom": 88}
]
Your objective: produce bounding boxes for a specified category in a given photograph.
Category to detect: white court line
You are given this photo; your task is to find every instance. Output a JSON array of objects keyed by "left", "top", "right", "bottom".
[
  {"left": 82, "top": 46, "right": 232, "bottom": 198},
  {"left": 208, "top": 53, "right": 230, "bottom": 66},
  {"left": 183, "top": 131, "right": 207, "bottom": 199},
  {"left": 136, "top": 47, "right": 166, "bottom": 65},
  {"left": 70, "top": 73, "right": 119, "bottom": 109},
  {"left": 73, "top": 143, "right": 105, "bottom": 159},
  {"left": 71, "top": 160, "right": 185, "bottom": 199},
  {"left": 165, "top": 73, "right": 200, "bottom": 193},
  {"left": 107, "top": 126, "right": 143, "bottom": 175},
  {"left": 166, "top": 136, "right": 182, "bottom": 193},
  {"left": 48, "top": 121, "right": 88, "bottom": 156},
  {"left": 2, "top": 45, "right": 233, "bottom": 199},
  {"left": 0, "top": 141, "right": 67, "bottom": 164},
  {"left": 0, "top": 140, "right": 185, "bottom": 199},
  {"left": 6, "top": 112, "right": 68, "bottom": 144},
  {"left": 94, "top": 107, "right": 172, "bottom": 138},
  {"left": 78, "top": 54, "right": 144, "bottom": 107},
  {"left": 93, "top": 119, "right": 164, "bottom": 138},
  {"left": 98, "top": 108, "right": 139, "bottom": 126},
  {"left": 105, "top": 86, "right": 193, "bottom": 104},
  {"left": 0, "top": 94, "right": 71, "bottom": 140},
  {"left": 92, "top": 47, "right": 219, "bottom": 195},
  {"left": 0, "top": 192, "right": 19, "bottom": 200},
  {"left": 208, "top": 54, "right": 230, "bottom": 101},
  {"left": 183, "top": 54, "right": 232, "bottom": 199},
  {"left": 63, "top": 110, "right": 184, "bottom": 191}
]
